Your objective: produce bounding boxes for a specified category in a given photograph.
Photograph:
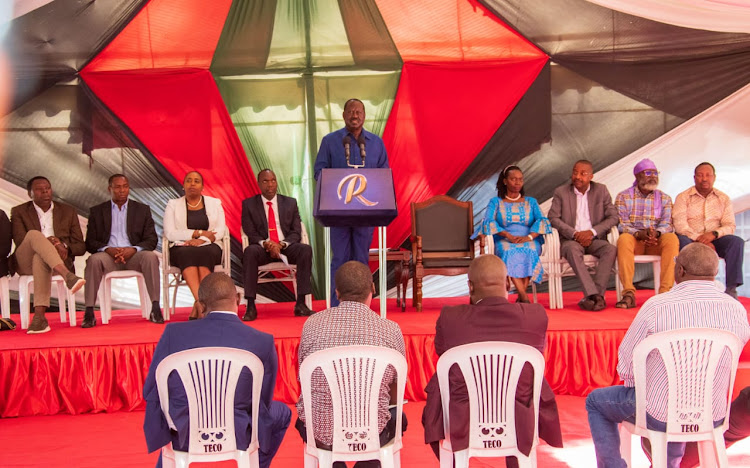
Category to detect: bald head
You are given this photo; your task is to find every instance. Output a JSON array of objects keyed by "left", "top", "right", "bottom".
[
  {"left": 468, "top": 255, "right": 508, "bottom": 302},
  {"left": 675, "top": 243, "right": 719, "bottom": 283},
  {"left": 335, "top": 261, "right": 374, "bottom": 304},
  {"left": 198, "top": 273, "right": 239, "bottom": 313}
]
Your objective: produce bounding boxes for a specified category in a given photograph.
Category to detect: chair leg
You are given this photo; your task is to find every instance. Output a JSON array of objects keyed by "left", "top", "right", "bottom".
[
  {"left": 415, "top": 270, "right": 423, "bottom": 312},
  {"left": 303, "top": 451, "right": 318, "bottom": 468},
  {"left": 0, "top": 276, "right": 9, "bottom": 319},
  {"left": 452, "top": 449, "right": 469, "bottom": 468},
  {"left": 652, "top": 261, "right": 661, "bottom": 295},
  {"left": 137, "top": 275, "right": 150, "bottom": 319},
  {"left": 102, "top": 276, "right": 112, "bottom": 324},
  {"left": 650, "top": 433, "right": 668, "bottom": 468},
  {"left": 618, "top": 425, "right": 632, "bottom": 467},
  {"left": 19, "top": 278, "right": 31, "bottom": 329},
  {"left": 55, "top": 279, "right": 68, "bottom": 323},
  {"left": 172, "top": 278, "right": 179, "bottom": 319},
  {"left": 439, "top": 444, "right": 453, "bottom": 468},
  {"left": 531, "top": 281, "right": 538, "bottom": 304}
]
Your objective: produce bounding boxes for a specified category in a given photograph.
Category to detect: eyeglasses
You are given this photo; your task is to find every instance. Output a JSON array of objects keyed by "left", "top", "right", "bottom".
[{"left": 641, "top": 170, "right": 659, "bottom": 177}]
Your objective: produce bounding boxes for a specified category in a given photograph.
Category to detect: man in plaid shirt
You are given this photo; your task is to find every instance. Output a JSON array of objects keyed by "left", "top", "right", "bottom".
[
  {"left": 614, "top": 158, "right": 679, "bottom": 309},
  {"left": 295, "top": 261, "right": 406, "bottom": 467}
]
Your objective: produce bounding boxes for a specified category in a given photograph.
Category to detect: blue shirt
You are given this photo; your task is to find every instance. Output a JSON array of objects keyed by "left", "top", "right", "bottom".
[
  {"left": 313, "top": 127, "right": 389, "bottom": 180},
  {"left": 100, "top": 200, "right": 141, "bottom": 252}
]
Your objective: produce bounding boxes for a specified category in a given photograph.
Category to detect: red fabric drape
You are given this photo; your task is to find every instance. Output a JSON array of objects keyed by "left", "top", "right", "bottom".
[
  {"left": 85, "top": 0, "right": 233, "bottom": 72},
  {"left": 381, "top": 59, "right": 548, "bottom": 247},
  {"left": 0, "top": 329, "right": 625, "bottom": 417},
  {"left": 81, "top": 69, "right": 258, "bottom": 238}
]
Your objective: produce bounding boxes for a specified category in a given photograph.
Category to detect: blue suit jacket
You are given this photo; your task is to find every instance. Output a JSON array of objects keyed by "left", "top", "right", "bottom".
[{"left": 142, "top": 312, "right": 278, "bottom": 455}]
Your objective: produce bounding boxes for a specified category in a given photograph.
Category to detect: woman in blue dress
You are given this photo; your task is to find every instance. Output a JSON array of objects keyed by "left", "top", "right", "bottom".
[{"left": 478, "top": 165, "right": 551, "bottom": 302}]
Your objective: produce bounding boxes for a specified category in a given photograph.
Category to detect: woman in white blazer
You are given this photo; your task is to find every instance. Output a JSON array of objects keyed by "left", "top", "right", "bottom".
[{"left": 164, "top": 171, "right": 226, "bottom": 319}]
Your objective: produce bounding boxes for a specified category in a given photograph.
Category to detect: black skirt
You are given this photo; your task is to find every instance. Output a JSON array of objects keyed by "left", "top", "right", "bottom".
[{"left": 169, "top": 243, "right": 222, "bottom": 271}]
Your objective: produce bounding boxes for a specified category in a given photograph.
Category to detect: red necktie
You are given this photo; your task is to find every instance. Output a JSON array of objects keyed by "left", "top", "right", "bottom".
[{"left": 267, "top": 201, "right": 280, "bottom": 243}]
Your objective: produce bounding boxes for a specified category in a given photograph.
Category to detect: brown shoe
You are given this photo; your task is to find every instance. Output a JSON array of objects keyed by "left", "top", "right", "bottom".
[
  {"left": 615, "top": 291, "right": 636, "bottom": 309},
  {"left": 27, "top": 315, "right": 51, "bottom": 334},
  {"left": 64, "top": 273, "right": 86, "bottom": 294}
]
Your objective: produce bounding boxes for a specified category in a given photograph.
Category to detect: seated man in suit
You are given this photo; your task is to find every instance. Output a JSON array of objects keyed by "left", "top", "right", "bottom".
[
  {"left": 422, "top": 254, "right": 563, "bottom": 467},
  {"left": 614, "top": 158, "right": 679, "bottom": 309},
  {"left": 673, "top": 162, "right": 744, "bottom": 300},
  {"left": 549, "top": 160, "right": 619, "bottom": 311},
  {"left": 296, "top": 260, "right": 407, "bottom": 468},
  {"left": 241, "top": 168, "right": 314, "bottom": 320},
  {"left": 10, "top": 176, "right": 86, "bottom": 334},
  {"left": 142, "top": 272, "right": 291, "bottom": 468},
  {"left": 82, "top": 174, "right": 163, "bottom": 327}
]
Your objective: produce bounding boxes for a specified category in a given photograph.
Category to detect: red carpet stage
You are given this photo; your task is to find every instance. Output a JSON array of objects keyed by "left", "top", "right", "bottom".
[{"left": 1, "top": 291, "right": 749, "bottom": 418}]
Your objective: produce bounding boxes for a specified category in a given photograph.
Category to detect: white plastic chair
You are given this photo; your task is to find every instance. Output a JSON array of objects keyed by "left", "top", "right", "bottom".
[
  {"left": 610, "top": 228, "right": 660, "bottom": 301},
  {"left": 299, "top": 345, "right": 407, "bottom": 468},
  {"left": 90, "top": 270, "right": 151, "bottom": 326},
  {"left": 18, "top": 274, "right": 73, "bottom": 329},
  {"left": 162, "top": 234, "right": 231, "bottom": 320},
  {"left": 482, "top": 233, "right": 542, "bottom": 304},
  {"left": 619, "top": 328, "right": 744, "bottom": 468},
  {"left": 241, "top": 224, "right": 312, "bottom": 308},
  {"left": 436, "top": 341, "right": 546, "bottom": 468},
  {"left": 542, "top": 227, "right": 619, "bottom": 309},
  {"left": 155, "top": 347, "right": 264, "bottom": 468},
  {"left": 0, "top": 275, "right": 10, "bottom": 319}
]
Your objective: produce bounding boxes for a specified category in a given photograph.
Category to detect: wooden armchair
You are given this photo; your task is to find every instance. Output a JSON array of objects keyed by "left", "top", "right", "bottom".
[{"left": 410, "top": 195, "right": 483, "bottom": 312}]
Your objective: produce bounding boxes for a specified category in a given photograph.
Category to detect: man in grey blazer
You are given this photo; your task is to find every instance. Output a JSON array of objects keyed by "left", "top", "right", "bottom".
[{"left": 548, "top": 160, "right": 619, "bottom": 311}]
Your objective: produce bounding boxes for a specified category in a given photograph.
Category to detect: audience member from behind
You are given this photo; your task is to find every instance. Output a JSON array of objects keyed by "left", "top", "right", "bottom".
[
  {"left": 422, "top": 254, "right": 563, "bottom": 467},
  {"left": 295, "top": 260, "right": 406, "bottom": 468},
  {"left": 673, "top": 162, "right": 744, "bottom": 300},
  {"left": 163, "top": 171, "right": 226, "bottom": 319},
  {"left": 10, "top": 176, "right": 86, "bottom": 334},
  {"left": 241, "top": 169, "right": 314, "bottom": 321},
  {"left": 548, "top": 160, "right": 619, "bottom": 311},
  {"left": 82, "top": 174, "right": 163, "bottom": 328},
  {"left": 586, "top": 243, "right": 750, "bottom": 468},
  {"left": 142, "top": 273, "right": 291, "bottom": 468},
  {"left": 613, "top": 158, "right": 679, "bottom": 309}
]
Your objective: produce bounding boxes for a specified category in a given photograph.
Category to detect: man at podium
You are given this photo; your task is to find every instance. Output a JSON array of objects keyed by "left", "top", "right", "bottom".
[{"left": 314, "top": 98, "right": 389, "bottom": 306}]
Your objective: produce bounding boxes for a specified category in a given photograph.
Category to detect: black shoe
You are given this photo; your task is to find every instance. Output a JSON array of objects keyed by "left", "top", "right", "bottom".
[
  {"left": 81, "top": 311, "right": 96, "bottom": 329},
  {"left": 149, "top": 304, "right": 164, "bottom": 324},
  {"left": 578, "top": 296, "right": 596, "bottom": 311},
  {"left": 242, "top": 303, "right": 258, "bottom": 321},
  {"left": 592, "top": 294, "right": 606, "bottom": 311},
  {"left": 293, "top": 303, "right": 314, "bottom": 317}
]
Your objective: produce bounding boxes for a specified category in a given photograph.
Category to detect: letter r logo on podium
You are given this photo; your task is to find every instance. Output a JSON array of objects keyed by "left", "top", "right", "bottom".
[{"left": 337, "top": 173, "right": 378, "bottom": 207}]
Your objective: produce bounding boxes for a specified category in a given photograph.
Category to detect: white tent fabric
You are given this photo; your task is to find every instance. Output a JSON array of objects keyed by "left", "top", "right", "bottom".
[
  {"left": 540, "top": 81, "right": 750, "bottom": 215},
  {"left": 584, "top": 0, "right": 750, "bottom": 34}
]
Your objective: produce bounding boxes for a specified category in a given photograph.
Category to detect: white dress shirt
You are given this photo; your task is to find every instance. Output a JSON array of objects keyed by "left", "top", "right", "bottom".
[
  {"left": 574, "top": 186, "right": 597, "bottom": 236},
  {"left": 261, "top": 195, "right": 286, "bottom": 246},
  {"left": 33, "top": 201, "right": 55, "bottom": 237}
]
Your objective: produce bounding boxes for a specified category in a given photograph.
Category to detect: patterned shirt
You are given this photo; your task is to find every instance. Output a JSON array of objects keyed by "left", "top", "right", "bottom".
[
  {"left": 615, "top": 186, "right": 673, "bottom": 235},
  {"left": 617, "top": 281, "right": 750, "bottom": 422},
  {"left": 673, "top": 186, "right": 736, "bottom": 240},
  {"left": 296, "top": 301, "right": 406, "bottom": 446}
]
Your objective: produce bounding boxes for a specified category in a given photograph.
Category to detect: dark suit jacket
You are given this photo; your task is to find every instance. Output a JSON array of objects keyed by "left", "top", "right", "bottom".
[
  {"left": 143, "top": 312, "right": 279, "bottom": 455},
  {"left": 0, "top": 210, "right": 11, "bottom": 277},
  {"left": 242, "top": 194, "right": 302, "bottom": 246},
  {"left": 85, "top": 200, "right": 157, "bottom": 253},
  {"left": 548, "top": 181, "right": 619, "bottom": 241},
  {"left": 422, "top": 297, "right": 563, "bottom": 454},
  {"left": 10, "top": 201, "right": 85, "bottom": 272}
]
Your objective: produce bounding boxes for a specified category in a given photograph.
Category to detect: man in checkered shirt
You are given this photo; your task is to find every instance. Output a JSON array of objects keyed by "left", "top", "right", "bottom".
[
  {"left": 295, "top": 260, "right": 406, "bottom": 467},
  {"left": 586, "top": 243, "right": 750, "bottom": 468}
]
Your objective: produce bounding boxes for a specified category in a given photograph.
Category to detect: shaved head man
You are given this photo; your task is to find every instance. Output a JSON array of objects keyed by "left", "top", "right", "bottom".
[{"left": 422, "top": 255, "right": 563, "bottom": 467}]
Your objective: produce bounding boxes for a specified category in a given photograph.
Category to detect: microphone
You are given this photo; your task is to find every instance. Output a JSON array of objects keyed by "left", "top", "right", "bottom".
[
  {"left": 343, "top": 136, "right": 351, "bottom": 165},
  {"left": 357, "top": 135, "right": 366, "bottom": 162}
]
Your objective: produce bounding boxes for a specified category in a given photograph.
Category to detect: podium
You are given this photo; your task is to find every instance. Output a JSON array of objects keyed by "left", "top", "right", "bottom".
[{"left": 314, "top": 168, "right": 397, "bottom": 317}]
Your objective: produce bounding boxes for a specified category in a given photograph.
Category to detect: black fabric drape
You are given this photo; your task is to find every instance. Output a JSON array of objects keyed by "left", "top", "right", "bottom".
[
  {"left": 337, "top": 0, "right": 402, "bottom": 71},
  {"left": 448, "top": 61, "right": 551, "bottom": 223},
  {"left": 3, "top": 0, "right": 147, "bottom": 112},
  {"left": 210, "top": 0, "right": 279, "bottom": 75},
  {"left": 479, "top": 0, "right": 750, "bottom": 119}
]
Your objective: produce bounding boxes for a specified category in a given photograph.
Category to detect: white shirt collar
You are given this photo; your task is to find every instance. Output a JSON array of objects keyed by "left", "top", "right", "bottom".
[
  {"left": 209, "top": 310, "right": 237, "bottom": 315},
  {"left": 574, "top": 185, "right": 591, "bottom": 197}
]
